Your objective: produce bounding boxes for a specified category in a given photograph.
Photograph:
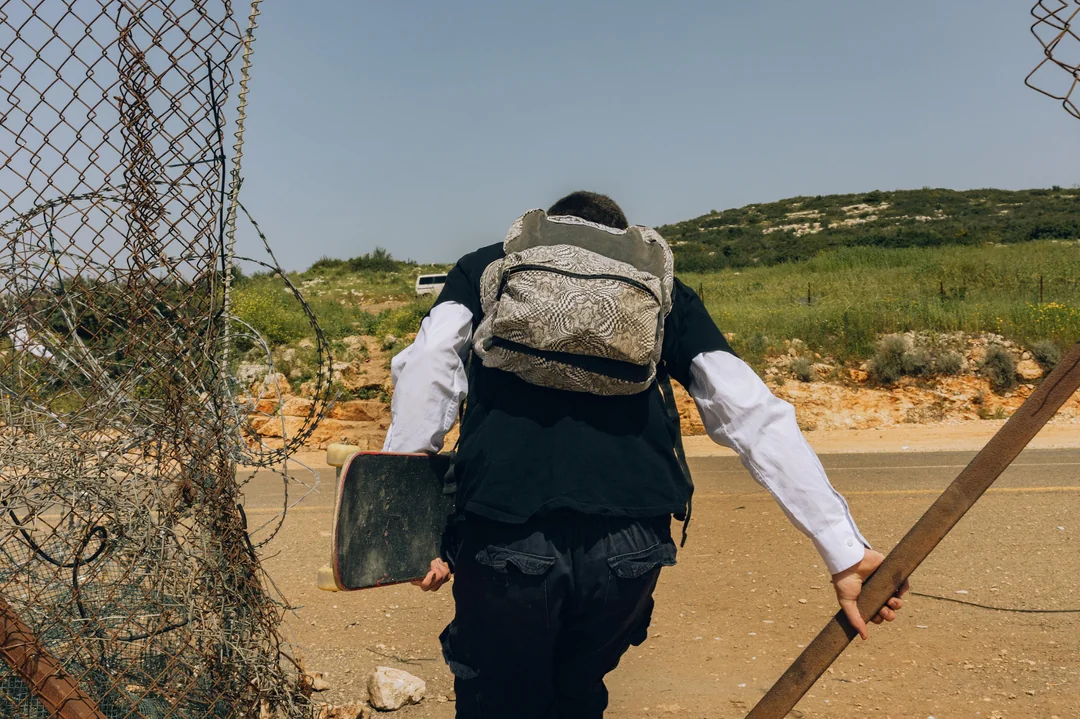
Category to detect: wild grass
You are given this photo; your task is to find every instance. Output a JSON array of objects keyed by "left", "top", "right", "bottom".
[
  {"left": 234, "top": 240, "right": 1080, "bottom": 383},
  {"left": 682, "top": 241, "right": 1080, "bottom": 366},
  {"left": 232, "top": 275, "right": 436, "bottom": 347}
]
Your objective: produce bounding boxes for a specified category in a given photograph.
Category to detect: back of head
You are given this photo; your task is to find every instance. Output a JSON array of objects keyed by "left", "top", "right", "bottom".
[{"left": 547, "top": 191, "right": 628, "bottom": 230}]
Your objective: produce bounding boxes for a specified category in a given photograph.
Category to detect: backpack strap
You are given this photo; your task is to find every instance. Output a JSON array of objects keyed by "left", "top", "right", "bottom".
[
  {"left": 440, "top": 353, "right": 471, "bottom": 571},
  {"left": 657, "top": 367, "right": 694, "bottom": 547},
  {"left": 442, "top": 350, "right": 472, "bottom": 497}
]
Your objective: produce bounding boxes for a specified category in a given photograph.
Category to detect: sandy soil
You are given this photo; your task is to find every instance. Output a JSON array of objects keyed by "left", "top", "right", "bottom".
[
  {"left": 681, "top": 420, "right": 1080, "bottom": 457},
  {"left": 253, "top": 438, "right": 1080, "bottom": 719}
]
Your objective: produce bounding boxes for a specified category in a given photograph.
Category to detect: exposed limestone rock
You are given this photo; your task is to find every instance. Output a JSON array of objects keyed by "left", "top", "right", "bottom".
[
  {"left": 328, "top": 400, "right": 384, "bottom": 422},
  {"left": 314, "top": 702, "right": 368, "bottom": 719},
  {"left": 1017, "top": 359, "right": 1043, "bottom": 380},
  {"left": 367, "top": 667, "right": 425, "bottom": 711}
]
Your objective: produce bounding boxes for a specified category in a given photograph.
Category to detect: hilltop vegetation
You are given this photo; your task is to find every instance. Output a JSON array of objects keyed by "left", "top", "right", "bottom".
[{"left": 659, "top": 187, "right": 1080, "bottom": 272}]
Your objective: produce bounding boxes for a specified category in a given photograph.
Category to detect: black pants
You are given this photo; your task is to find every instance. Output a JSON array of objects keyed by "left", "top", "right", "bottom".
[{"left": 439, "top": 511, "right": 676, "bottom": 719}]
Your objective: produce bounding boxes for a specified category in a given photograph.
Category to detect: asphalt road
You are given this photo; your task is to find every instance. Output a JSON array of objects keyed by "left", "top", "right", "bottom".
[
  {"left": 249, "top": 448, "right": 1080, "bottom": 718},
  {"left": 241, "top": 448, "right": 1080, "bottom": 517}
]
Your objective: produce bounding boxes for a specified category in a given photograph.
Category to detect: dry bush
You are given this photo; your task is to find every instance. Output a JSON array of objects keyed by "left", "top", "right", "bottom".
[
  {"left": 980, "top": 345, "right": 1018, "bottom": 393},
  {"left": 1030, "top": 339, "right": 1061, "bottom": 370}
]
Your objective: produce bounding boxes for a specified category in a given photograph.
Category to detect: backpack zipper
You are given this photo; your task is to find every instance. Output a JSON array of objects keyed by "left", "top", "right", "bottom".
[{"left": 497, "top": 264, "right": 659, "bottom": 303}]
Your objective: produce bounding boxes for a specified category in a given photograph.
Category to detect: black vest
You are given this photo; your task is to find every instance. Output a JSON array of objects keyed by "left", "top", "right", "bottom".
[{"left": 436, "top": 242, "right": 733, "bottom": 524}]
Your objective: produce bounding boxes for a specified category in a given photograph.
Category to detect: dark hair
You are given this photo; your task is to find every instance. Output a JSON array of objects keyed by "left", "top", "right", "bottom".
[{"left": 547, "top": 191, "right": 628, "bottom": 230}]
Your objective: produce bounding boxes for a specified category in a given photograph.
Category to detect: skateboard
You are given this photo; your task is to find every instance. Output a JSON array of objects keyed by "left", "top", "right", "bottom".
[{"left": 330, "top": 451, "right": 455, "bottom": 590}]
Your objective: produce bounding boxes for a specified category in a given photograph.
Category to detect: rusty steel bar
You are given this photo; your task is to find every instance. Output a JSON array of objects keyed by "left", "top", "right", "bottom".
[
  {"left": 747, "top": 340, "right": 1080, "bottom": 719},
  {"left": 0, "top": 596, "right": 106, "bottom": 719}
]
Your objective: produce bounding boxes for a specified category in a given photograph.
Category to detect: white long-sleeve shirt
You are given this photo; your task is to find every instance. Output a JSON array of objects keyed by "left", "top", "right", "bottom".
[{"left": 383, "top": 301, "right": 869, "bottom": 574}]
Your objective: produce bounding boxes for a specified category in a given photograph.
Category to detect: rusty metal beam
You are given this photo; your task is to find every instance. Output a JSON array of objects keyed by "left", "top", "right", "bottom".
[
  {"left": 0, "top": 596, "right": 106, "bottom": 719},
  {"left": 746, "top": 340, "right": 1080, "bottom": 719}
]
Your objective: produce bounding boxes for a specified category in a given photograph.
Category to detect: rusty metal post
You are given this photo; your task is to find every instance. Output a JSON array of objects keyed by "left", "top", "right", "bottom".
[
  {"left": 747, "top": 340, "right": 1080, "bottom": 719},
  {"left": 0, "top": 596, "right": 106, "bottom": 719}
]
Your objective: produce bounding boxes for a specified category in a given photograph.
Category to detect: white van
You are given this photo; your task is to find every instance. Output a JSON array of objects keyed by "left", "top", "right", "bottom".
[{"left": 415, "top": 273, "right": 448, "bottom": 297}]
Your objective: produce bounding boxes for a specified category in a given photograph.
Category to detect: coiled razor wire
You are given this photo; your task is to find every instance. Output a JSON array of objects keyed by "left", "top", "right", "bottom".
[{"left": 0, "top": 2, "right": 331, "bottom": 717}]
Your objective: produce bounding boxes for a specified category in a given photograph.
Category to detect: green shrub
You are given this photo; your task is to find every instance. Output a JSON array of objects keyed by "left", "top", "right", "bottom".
[
  {"left": 733, "top": 332, "right": 769, "bottom": 369},
  {"left": 791, "top": 356, "right": 814, "bottom": 382},
  {"left": 308, "top": 256, "right": 349, "bottom": 273},
  {"left": 232, "top": 284, "right": 310, "bottom": 346},
  {"left": 869, "top": 335, "right": 934, "bottom": 381},
  {"left": 347, "top": 247, "right": 411, "bottom": 273},
  {"left": 306, "top": 297, "right": 364, "bottom": 339},
  {"left": 1030, "top": 339, "right": 1061, "bottom": 370},
  {"left": 935, "top": 350, "right": 964, "bottom": 375},
  {"left": 977, "top": 405, "right": 1009, "bottom": 420},
  {"left": 869, "top": 335, "right": 907, "bottom": 384},
  {"left": 331, "top": 381, "right": 389, "bottom": 403},
  {"left": 901, "top": 347, "right": 932, "bottom": 376},
  {"left": 747, "top": 332, "right": 768, "bottom": 357},
  {"left": 373, "top": 299, "right": 434, "bottom": 338},
  {"left": 980, "top": 345, "right": 1017, "bottom": 393}
]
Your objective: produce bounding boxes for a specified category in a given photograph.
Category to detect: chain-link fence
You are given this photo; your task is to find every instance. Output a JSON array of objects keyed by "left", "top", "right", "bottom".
[
  {"left": 1027, "top": 0, "right": 1080, "bottom": 118},
  {"left": 1, "top": 2, "right": 328, "bottom": 717}
]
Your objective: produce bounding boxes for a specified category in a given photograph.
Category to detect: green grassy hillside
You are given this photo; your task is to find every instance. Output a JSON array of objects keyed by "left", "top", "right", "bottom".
[
  {"left": 231, "top": 189, "right": 1080, "bottom": 375},
  {"left": 660, "top": 187, "right": 1080, "bottom": 272},
  {"left": 683, "top": 241, "right": 1080, "bottom": 366}
]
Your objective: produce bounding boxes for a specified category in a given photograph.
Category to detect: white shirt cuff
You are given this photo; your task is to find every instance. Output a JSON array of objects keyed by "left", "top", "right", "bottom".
[{"left": 812, "top": 520, "right": 868, "bottom": 575}]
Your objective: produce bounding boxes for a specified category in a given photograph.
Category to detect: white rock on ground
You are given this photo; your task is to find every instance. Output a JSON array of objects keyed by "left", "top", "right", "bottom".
[
  {"left": 301, "top": 671, "right": 331, "bottom": 693},
  {"left": 311, "top": 672, "right": 331, "bottom": 692},
  {"left": 1016, "top": 358, "right": 1044, "bottom": 380},
  {"left": 366, "top": 666, "right": 426, "bottom": 711},
  {"left": 315, "top": 702, "right": 368, "bottom": 719}
]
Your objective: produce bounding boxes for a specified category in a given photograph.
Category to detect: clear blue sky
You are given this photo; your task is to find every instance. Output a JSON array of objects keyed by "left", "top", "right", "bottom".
[{"left": 234, "top": 1, "right": 1080, "bottom": 270}]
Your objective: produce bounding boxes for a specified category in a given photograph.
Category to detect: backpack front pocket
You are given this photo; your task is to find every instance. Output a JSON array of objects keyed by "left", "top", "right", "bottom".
[{"left": 490, "top": 261, "right": 662, "bottom": 367}]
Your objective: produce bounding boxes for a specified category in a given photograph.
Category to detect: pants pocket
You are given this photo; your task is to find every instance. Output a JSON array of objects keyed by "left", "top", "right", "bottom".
[
  {"left": 475, "top": 544, "right": 556, "bottom": 575},
  {"left": 607, "top": 539, "right": 677, "bottom": 579},
  {"left": 604, "top": 523, "right": 676, "bottom": 647}
]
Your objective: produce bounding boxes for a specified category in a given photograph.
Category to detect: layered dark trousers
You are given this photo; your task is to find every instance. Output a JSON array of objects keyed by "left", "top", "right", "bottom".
[{"left": 439, "top": 512, "right": 676, "bottom": 718}]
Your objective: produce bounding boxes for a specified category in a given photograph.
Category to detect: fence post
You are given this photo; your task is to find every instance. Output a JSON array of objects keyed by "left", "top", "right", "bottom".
[{"left": 1, "top": 598, "right": 106, "bottom": 719}]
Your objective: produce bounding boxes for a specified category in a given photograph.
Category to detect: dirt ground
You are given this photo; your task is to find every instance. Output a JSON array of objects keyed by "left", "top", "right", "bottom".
[{"left": 251, "top": 430, "right": 1080, "bottom": 718}]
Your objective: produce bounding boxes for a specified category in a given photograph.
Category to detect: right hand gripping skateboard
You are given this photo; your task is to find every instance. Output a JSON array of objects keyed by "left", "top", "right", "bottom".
[{"left": 328, "top": 449, "right": 455, "bottom": 590}]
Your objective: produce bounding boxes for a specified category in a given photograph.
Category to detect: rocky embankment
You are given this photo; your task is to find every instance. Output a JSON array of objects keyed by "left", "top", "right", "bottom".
[{"left": 241, "top": 333, "right": 1079, "bottom": 451}]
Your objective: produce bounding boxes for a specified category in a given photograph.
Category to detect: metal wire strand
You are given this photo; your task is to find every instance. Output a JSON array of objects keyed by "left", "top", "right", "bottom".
[{"left": 1026, "top": 0, "right": 1080, "bottom": 119}]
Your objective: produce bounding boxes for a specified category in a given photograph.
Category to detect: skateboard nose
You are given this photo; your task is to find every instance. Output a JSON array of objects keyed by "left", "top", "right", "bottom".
[{"left": 321, "top": 443, "right": 360, "bottom": 592}]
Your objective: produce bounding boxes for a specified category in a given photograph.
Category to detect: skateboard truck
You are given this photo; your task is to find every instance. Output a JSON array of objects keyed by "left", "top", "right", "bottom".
[{"left": 317, "top": 443, "right": 362, "bottom": 591}]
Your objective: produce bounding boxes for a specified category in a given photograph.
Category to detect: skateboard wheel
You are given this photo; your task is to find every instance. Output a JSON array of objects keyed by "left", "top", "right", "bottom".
[
  {"left": 316, "top": 564, "right": 339, "bottom": 591},
  {"left": 326, "top": 443, "right": 361, "bottom": 468}
]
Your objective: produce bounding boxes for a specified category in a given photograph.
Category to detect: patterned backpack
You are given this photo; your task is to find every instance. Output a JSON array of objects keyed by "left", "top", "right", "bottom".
[{"left": 473, "top": 209, "right": 675, "bottom": 395}]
